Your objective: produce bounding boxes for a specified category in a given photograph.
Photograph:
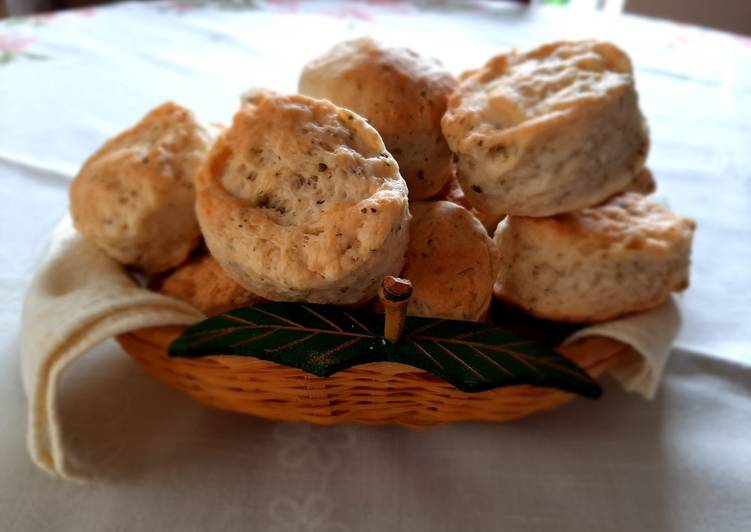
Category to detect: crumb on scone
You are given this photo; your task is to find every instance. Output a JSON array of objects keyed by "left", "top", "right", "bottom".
[
  {"left": 69, "top": 101, "right": 211, "bottom": 273},
  {"left": 299, "top": 37, "right": 457, "bottom": 200},
  {"left": 493, "top": 192, "right": 695, "bottom": 323},
  {"left": 195, "top": 94, "right": 411, "bottom": 304}
]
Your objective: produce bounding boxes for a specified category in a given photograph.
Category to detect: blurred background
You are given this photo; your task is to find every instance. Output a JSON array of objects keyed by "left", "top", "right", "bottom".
[{"left": 3, "top": 0, "right": 751, "bottom": 36}]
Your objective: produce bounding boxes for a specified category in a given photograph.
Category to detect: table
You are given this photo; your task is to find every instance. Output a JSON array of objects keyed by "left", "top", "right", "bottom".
[{"left": 1, "top": 2, "right": 749, "bottom": 531}]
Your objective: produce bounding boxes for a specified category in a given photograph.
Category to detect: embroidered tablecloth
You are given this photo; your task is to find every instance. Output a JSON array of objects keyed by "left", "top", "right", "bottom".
[{"left": 1, "top": 2, "right": 749, "bottom": 531}]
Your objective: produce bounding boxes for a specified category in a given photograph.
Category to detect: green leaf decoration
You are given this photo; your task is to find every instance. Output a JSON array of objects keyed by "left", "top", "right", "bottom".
[
  {"left": 168, "top": 302, "right": 601, "bottom": 399},
  {"left": 489, "top": 299, "right": 584, "bottom": 348}
]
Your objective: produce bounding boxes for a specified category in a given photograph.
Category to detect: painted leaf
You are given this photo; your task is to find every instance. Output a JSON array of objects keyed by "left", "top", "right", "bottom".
[
  {"left": 168, "top": 302, "right": 601, "bottom": 399},
  {"left": 489, "top": 299, "right": 583, "bottom": 347}
]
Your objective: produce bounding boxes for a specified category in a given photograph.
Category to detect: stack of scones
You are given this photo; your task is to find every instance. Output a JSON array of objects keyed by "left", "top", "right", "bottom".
[{"left": 69, "top": 38, "right": 695, "bottom": 324}]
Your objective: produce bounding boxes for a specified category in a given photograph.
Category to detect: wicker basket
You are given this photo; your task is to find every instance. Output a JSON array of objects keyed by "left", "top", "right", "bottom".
[{"left": 117, "top": 326, "right": 629, "bottom": 426}]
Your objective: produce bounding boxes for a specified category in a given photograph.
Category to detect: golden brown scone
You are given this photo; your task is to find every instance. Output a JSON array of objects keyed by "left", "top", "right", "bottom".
[
  {"left": 70, "top": 102, "right": 211, "bottom": 273},
  {"left": 403, "top": 201, "right": 499, "bottom": 321},
  {"left": 196, "top": 94, "right": 410, "bottom": 305},
  {"left": 442, "top": 40, "right": 649, "bottom": 218},
  {"left": 493, "top": 192, "right": 695, "bottom": 323},
  {"left": 160, "top": 253, "right": 262, "bottom": 315},
  {"left": 299, "top": 37, "right": 457, "bottom": 200}
]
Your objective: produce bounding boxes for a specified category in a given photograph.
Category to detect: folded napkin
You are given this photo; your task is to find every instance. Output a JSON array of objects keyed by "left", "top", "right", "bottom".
[
  {"left": 20, "top": 217, "right": 204, "bottom": 480},
  {"left": 20, "top": 217, "right": 680, "bottom": 480}
]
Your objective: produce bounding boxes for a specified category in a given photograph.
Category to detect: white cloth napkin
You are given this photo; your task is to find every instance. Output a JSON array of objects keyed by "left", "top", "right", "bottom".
[
  {"left": 20, "top": 217, "right": 680, "bottom": 480},
  {"left": 20, "top": 217, "right": 204, "bottom": 480}
]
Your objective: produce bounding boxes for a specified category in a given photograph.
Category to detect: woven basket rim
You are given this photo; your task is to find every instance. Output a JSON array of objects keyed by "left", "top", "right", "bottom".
[
  {"left": 116, "top": 324, "right": 629, "bottom": 429},
  {"left": 120, "top": 323, "right": 625, "bottom": 379}
]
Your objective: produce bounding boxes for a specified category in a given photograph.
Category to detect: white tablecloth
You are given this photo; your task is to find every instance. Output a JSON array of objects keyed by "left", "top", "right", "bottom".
[{"left": 1, "top": 1, "right": 749, "bottom": 530}]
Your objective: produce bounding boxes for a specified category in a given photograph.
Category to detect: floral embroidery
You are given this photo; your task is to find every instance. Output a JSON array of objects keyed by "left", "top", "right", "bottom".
[
  {"left": 267, "top": 494, "right": 350, "bottom": 532},
  {"left": 0, "top": 35, "right": 33, "bottom": 51},
  {"left": 161, "top": 0, "right": 259, "bottom": 13},
  {"left": 320, "top": 7, "right": 374, "bottom": 22},
  {"left": 0, "top": 36, "right": 46, "bottom": 65},
  {"left": 274, "top": 423, "right": 355, "bottom": 473},
  {"left": 271, "top": 423, "right": 356, "bottom": 530},
  {"left": 72, "top": 7, "right": 98, "bottom": 17}
]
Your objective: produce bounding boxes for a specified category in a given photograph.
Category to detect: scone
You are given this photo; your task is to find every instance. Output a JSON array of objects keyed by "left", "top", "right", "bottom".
[
  {"left": 403, "top": 201, "right": 499, "bottom": 321},
  {"left": 299, "top": 37, "right": 457, "bottom": 200},
  {"left": 442, "top": 40, "right": 650, "bottom": 218},
  {"left": 160, "top": 253, "right": 262, "bottom": 315},
  {"left": 195, "top": 94, "right": 410, "bottom": 304},
  {"left": 70, "top": 102, "right": 211, "bottom": 273},
  {"left": 493, "top": 192, "right": 695, "bottom": 323}
]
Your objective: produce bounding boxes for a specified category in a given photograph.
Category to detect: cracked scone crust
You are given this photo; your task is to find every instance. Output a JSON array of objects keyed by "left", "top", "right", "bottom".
[
  {"left": 403, "top": 201, "right": 499, "bottom": 321},
  {"left": 70, "top": 102, "right": 210, "bottom": 273},
  {"left": 160, "top": 253, "right": 262, "bottom": 316},
  {"left": 442, "top": 40, "right": 649, "bottom": 218},
  {"left": 493, "top": 192, "right": 695, "bottom": 323},
  {"left": 196, "top": 94, "right": 410, "bottom": 304},
  {"left": 299, "top": 37, "right": 457, "bottom": 200}
]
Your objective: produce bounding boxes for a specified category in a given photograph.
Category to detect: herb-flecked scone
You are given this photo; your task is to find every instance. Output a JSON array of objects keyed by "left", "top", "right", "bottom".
[
  {"left": 195, "top": 94, "right": 411, "bottom": 304},
  {"left": 442, "top": 40, "right": 650, "bottom": 218},
  {"left": 403, "top": 201, "right": 499, "bottom": 321},
  {"left": 493, "top": 192, "right": 695, "bottom": 323},
  {"left": 160, "top": 253, "right": 263, "bottom": 316},
  {"left": 299, "top": 37, "right": 457, "bottom": 200},
  {"left": 69, "top": 102, "right": 211, "bottom": 273}
]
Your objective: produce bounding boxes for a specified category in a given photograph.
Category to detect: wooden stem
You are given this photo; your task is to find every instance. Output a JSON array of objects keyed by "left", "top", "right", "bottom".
[{"left": 378, "top": 276, "right": 413, "bottom": 343}]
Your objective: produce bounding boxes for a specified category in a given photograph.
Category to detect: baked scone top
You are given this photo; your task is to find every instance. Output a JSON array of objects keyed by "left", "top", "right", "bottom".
[
  {"left": 196, "top": 94, "right": 410, "bottom": 303},
  {"left": 299, "top": 37, "right": 457, "bottom": 199},
  {"left": 518, "top": 192, "right": 696, "bottom": 255},
  {"left": 206, "top": 95, "right": 400, "bottom": 226},
  {"left": 70, "top": 101, "right": 211, "bottom": 273},
  {"left": 300, "top": 37, "right": 456, "bottom": 134},
  {"left": 447, "top": 40, "right": 634, "bottom": 143}
]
